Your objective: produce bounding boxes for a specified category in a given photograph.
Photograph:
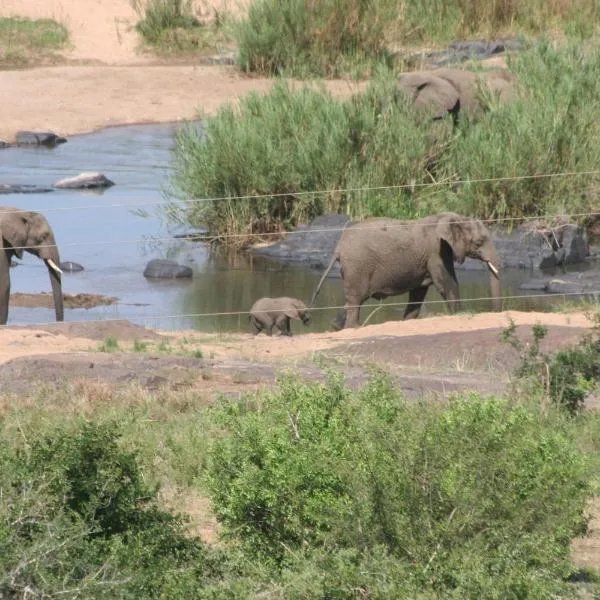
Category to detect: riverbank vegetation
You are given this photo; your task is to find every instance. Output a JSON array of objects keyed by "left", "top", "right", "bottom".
[
  {"left": 236, "top": 0, "right": 598, "bottom": 77},
  {"left": 0, "top": 17, "right": 69, "bottom": 68},
  {"left": 0, "top": 361, "right": 599, "bottom": 597},
  {"left": 169, "top": 41, "right": 600, "bottom": 244}
]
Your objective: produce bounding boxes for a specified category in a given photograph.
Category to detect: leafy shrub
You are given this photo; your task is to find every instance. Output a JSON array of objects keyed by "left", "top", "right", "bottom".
[
  {"left": 501, "top": 312, "right": 600, "bottom": 415},
  {"left": 206, "top": 372, "right": 591, "bottom": 596},
  {"left": 0, "top": 420, "right": 215, "bottom": 598}
]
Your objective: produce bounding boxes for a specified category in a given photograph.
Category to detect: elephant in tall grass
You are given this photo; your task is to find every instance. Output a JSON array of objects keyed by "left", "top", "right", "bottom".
[
  {"left": 311, "top": 212, "right": 501, "bottom": 330},
  {"left": 249, "top": 297, "right": 311, "bottom": 336},
  {"left": 0, "top": 207, "right": 63, "bottom": 324},
  {"left": 395, "top": 67, "right": 516, "bottom": 123}
]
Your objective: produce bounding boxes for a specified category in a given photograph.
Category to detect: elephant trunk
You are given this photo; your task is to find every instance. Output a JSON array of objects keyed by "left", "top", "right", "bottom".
[{"left": 42, "top": 246, "right": 64, "bottom": 322}]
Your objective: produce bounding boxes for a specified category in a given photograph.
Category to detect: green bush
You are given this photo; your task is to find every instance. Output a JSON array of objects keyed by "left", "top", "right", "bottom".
[
  {"left": 0, "top": 420, "right": 216, "bottom": 598},
  {"left": 206, "top": 372, "right": 591, "bottom": 596},
  {"left": 501, "top": 312, "right": 600, "bottom": 415}
]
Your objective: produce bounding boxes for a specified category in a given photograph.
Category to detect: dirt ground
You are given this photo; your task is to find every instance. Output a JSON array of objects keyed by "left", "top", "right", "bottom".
[
  {"left": 0, "top": 0, "right": 361, "bottom": 142},
  {"left": 10, "top": 292, "right": 118, "bottom": 309}
]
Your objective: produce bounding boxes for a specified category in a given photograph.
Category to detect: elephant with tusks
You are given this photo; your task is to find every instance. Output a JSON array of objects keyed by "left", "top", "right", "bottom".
[
  {"left": 0, "top": 206, "right": 63, "bottom": 324},
  {"left": 311, "top": 212, "right": 501, "bottom": 330}
]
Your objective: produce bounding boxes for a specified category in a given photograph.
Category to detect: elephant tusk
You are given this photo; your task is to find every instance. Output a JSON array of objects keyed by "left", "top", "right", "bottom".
[
  {"left": 46, "top": 259, "right": 63, "bottom": 275},
  {"left": 486, "top": 261, "right": 499, "bottom": 277}
]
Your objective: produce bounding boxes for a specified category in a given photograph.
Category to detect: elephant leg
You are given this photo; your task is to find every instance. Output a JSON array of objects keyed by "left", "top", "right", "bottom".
[
  {"left": 0, "top": 250, "right": 10, "bottom": 325},
  {"left": 403, "top": 286, "right": 429, "bottom": 320},
  {"left": 428, "top": 258, "right": 460, "bottom": 313},
  {"left": 249, "top": 315, "right": 262, "bottom": 335},
  {"left": 331, "top": 309, "right": 346, "bottom": 331},
  {"left": 276, "top": 316, "right": 292, "bottom": 336},
  {"left": 343, "top": 296, "right": 363, "bottom": 329}
]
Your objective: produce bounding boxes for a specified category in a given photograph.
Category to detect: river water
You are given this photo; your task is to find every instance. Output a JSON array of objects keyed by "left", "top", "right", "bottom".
[{"left": 0, "top": 122, "right": 596, "bottom": 333}]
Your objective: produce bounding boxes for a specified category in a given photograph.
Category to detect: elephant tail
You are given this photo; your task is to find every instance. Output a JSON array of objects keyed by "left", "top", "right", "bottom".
[{"left": 310, "top": 251, "right": 339, "bottom": 308}]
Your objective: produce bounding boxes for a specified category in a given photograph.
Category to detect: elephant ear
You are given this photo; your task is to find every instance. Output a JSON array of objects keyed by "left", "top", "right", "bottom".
[
  {"left": 436, "top": 216, "right": 468, "bottom": 263},
  {"left": 1, "top": 213, "right": 30, "bottom": 259}
]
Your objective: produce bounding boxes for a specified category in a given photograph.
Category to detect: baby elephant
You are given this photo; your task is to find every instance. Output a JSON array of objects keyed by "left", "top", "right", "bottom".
[{"left": 249, "top": 297, "right": 311, "bottom": 336}]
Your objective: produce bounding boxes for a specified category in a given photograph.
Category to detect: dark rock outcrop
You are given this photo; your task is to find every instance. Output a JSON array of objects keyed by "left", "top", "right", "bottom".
[
  {"left": 15, "top": 131, "right": 67, "bottom": 147},
  {"left": 520, "top": 270, "right": 600, "bottom": 296},
  {"left": 143, "top": 258, "right": 193, "bottom": 279},
  {"left": 55, "top": 172, "right": 115, "bottom": 189},
  {"left": 251, "top": 213, "right": 352, "bottom": 275},
  {"left": 404, "top": 38, "right": 527, "bottom": 69},
  {"left": 0, "top": 184, "right": 54, "bottom": 195},
  {"left": 252, "top": 214, "right": 590, "bottom": 277},
  {"left": 491, "top": 223, "right": 589, "bottom": 270}
]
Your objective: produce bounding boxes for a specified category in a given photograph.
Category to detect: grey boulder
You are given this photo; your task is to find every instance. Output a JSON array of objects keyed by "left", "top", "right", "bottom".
[
  {"left": 55, "top": 172, "right": 115, "bottom": 189},
  {"left": 60, "top": 261, "right": 84, "bottom": 273},
  {"left": 143, "top": 259, "right": 193, "bottom": 279},
  {"left": 15, "top": 131, "right": 67, "bottom": 147}
]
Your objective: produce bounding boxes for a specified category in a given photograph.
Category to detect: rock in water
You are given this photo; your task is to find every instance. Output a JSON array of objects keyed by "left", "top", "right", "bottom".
[
  {"left": 0, "top": 184, "right": 54, "bottom": 195},
  {"left": 15, "top": 131, "right": 67, "bottom": 147},
  {"left": 59, "top": 261, "right": 85, "bottom": 273},
  {"left": 143, "top": 259, "right": 193, "bottom": 279},
  {"left": 55, "top": 172, "right": 115, "bottom": 189}
]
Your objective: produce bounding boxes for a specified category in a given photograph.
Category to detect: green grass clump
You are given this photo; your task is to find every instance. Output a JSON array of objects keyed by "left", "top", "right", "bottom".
[
  {"left": 206, "top": 371, "right": 592, "bottom": 596},
  {"left": 169, "top": 75, "right": 440, "bottom": 243},
  {"left": 132, "top": 0, "right": 231, "bottom": 55},
  {"left": 398, "top": 0, "right": 598, "bottom": 45},
  {"left": 235, "top": 0, "right": 398, "bottom": 78},
  {"left": 170, "top": 81, "right": 358, "bottom": 243},
  {"left": 0, "top": 17, "right": 69, "bottom": 68},
  {"left": 169, "top": 41, "right": 600, "bottom": 243},
  {"left": 98, "top": 336, "right": 120, "bottom": 352}
]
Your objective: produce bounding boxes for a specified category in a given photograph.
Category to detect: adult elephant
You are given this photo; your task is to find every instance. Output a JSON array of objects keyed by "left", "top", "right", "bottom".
[
  {"left": 0, "top": 206, "right": 63, "bottom": 324},
  {"left": 311, "top": 212, "right": 501, "bottom": 329},
  {"left": 395, "top": 67, "right": 516, "bottom": 123}
]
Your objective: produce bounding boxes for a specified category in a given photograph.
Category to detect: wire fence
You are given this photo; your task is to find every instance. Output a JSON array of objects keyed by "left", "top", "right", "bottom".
[
  {"left": 4, "top": 166, "right": 600, "bottom": 217},
  {"left": 3, "top": 168, "right": 600, "bottom": 329},
  {"left": 3, "top": 289, "right": 599, "bottom": 333}
]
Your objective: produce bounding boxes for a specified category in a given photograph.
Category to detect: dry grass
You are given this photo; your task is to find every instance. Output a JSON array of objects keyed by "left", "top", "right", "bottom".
[{"left": 0, "top": 16, "right": 69, "bottom": 68}]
